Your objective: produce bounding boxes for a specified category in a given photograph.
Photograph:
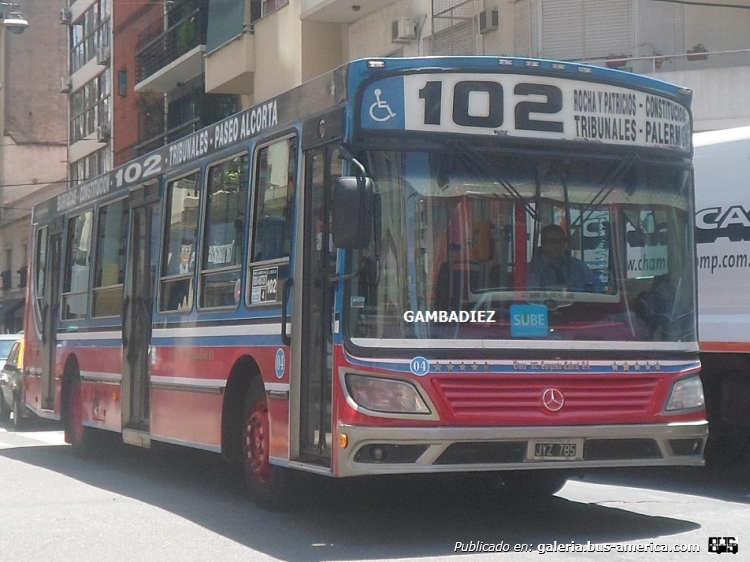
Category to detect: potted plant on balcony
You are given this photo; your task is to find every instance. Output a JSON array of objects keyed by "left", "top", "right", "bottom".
[
  {"left": 687, "top": 43, "right": 708, "bottom": 61},
  {"left": 606, "top": 54, "right": 629, "bottom": 68},
  {"left": 653, "top": 50, "right": 664, "bottom": 69}
]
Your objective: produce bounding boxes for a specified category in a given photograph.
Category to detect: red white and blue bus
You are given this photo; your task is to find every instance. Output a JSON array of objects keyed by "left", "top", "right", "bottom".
[{"left": 22, "top": 57, "right": 706, "bottom": 509}]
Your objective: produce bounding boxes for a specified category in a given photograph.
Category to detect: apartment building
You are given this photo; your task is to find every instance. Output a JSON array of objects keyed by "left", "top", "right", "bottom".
[{"left": 0, "top": 3, "right": 67, "bottom": 333}]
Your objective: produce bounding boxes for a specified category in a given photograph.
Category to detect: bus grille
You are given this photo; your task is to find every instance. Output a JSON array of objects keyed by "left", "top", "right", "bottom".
[{"left": 432, "top": 375, "right": 662, "bottom": 423}]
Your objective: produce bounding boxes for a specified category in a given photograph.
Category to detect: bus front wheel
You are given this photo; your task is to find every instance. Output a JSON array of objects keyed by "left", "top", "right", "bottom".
[
  {"left": 65, "top": 375, "right": 94, "bottom": 457},
  {"left": 241, "top": 377, "right": 296, "bottom": 510}
]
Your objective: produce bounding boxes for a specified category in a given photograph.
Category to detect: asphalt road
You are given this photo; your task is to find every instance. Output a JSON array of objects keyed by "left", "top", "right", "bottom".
[{"left": 1, "top": 420, "right": 747, "bottom": 561}]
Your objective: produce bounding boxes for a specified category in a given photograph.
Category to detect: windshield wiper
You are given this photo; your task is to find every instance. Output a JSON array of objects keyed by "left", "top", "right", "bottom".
[
  {"left": 450, "top": 140, "right": 538, "bottom": 219},
  {"left": 570, "top": 153, "right": 640, "bottom": 230}
]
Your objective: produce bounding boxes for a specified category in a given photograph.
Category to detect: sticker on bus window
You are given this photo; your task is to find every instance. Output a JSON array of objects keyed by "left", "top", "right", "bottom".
[
  {"left": 510, "top": 304, "right": 549, "bottom": 338},
  {"left": 251, "top": 266, "right": 279, "bottom": 304}
]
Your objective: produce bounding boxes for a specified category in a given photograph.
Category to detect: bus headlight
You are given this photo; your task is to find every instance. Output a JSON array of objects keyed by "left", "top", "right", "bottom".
[
  {"left": 345, "top": 374, "right": 430, "bottom": 414},
  {"left": 665, "top": 376, "right": 705, "bottom": 411}
]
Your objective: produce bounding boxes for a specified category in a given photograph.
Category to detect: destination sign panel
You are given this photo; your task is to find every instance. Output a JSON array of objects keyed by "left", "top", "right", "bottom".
[{"left": 359, "top": 73, "right": 691, "bottom": 153}]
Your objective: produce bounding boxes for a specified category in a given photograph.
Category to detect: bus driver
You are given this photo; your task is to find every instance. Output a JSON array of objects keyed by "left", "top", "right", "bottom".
[{"left": 528, "top": 224, "right": 601, "bottom": 292}]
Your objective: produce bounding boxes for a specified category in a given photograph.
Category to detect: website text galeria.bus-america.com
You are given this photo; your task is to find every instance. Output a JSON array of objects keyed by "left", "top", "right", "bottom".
[{"left": 453, "top": 540, "right": 701, "bottom": 554}]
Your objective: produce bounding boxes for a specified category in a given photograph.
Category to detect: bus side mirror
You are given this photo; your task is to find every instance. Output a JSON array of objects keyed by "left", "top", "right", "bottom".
[{"left": 332, "top": 176, "right": 373, "bottom": 249}]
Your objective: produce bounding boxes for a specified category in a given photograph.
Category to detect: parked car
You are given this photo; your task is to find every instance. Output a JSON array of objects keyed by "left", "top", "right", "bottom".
[
  {"left": 0, "top": 333, "right": 18, "bottom": 372},
  {"left": 0, "top": 335, "right": 27, "bottom": 427}
]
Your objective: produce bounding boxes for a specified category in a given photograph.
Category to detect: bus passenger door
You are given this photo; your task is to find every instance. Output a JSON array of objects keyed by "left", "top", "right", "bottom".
[
  {"left": 293, "top": 146, "right": 341, "bottom": 466},
  {"left": 122, "top": 186, "right": 160, "bottom": 435},
  {"left": 41, "top": 224, "right": 62, "bottom": 411}
]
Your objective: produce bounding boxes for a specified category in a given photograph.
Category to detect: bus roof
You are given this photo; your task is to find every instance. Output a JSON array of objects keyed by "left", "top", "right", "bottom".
[{"left": 35, "top": 56, "right": 692, "bottom": 221}]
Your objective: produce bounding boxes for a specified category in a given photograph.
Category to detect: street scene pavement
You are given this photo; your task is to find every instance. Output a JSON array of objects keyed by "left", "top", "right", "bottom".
[{"left": 1, "top": 420, "right": 747, "bottom": 561}]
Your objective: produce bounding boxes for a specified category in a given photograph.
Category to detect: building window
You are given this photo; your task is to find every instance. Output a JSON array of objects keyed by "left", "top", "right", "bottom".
[
  {"left": 71, "top": 148, "right": 111, "bottom": 186},
  {"left": 261, "top": 0, "right": 289, "bottom": 17},
  {"left": 2, "top": 249, "right": 11, "bottom": 290},
  {"left": 70, "top": 72, "right": 111, "bottom": 143},
  {"left": 118, "top": 69, "right": 127, "bottom": 97},
  {"left": 70, "top": 0, "right": 111, "bottom": 74}
]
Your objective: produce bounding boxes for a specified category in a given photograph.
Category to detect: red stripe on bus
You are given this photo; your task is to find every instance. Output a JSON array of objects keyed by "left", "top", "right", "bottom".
[{"left": 701, "top": 341, "right": 750, "bottom": 353}]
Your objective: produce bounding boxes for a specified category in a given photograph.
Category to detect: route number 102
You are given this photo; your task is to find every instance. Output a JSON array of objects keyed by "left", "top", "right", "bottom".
[{"left": 418, "top": 80, "right": 564, "bottom": 132}]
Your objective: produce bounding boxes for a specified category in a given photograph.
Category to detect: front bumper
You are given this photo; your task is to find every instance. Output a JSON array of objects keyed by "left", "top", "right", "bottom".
[{"left": 336, "top": 420, "right": 708, "bottom": 477}]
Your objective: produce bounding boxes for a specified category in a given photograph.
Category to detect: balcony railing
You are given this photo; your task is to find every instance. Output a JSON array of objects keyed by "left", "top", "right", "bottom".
[
  {"left": 579, "top": 48, "right": 750, "bottom": 74},
  {"left": 135, "top": 117, "right": 202, "bottom": 158},
  {"left": 136, "top": 8, "right": 208, "bottom": 83}
]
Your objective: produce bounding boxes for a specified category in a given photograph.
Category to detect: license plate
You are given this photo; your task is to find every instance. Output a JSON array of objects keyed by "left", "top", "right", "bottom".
[{"left": 528, "top": 439, "right": 584, "bottom": 461}]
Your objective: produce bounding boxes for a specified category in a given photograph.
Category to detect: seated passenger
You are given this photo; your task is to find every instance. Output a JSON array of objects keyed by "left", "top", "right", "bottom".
[{"left": 528, "top": 224, "right": 601, "bottom": 292}]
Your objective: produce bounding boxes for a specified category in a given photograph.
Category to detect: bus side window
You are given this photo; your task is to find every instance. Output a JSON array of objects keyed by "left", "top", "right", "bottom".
[
  {"left": 92, "top": 199, "right": 129, "bottom": 317},
  {"left": 251, "top": 136, "right": 297, "bottom": 264},
  {"left": 62, "top": 211, "right": 93, "bottom": 319},
  {"left": 200, "top": 153, "right": 248, "bottom": 308},
  {"left": 160, "top": 172, "right": 201, "bottom": 312}
]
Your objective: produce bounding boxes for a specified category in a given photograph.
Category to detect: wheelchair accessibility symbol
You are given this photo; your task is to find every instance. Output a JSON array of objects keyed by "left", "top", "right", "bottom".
[{"left": 369, "top": 89, "right": 396, "bottom": 122}]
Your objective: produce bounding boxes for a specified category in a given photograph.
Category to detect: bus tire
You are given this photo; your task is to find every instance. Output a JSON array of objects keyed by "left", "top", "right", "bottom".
[
  {"left": 501, "top": 470, "right": 568, "bottom": 497},
  {"left": 65, "top": 375, "right": 94, "bottom": 457},
  {"left": 242, "top": 377, "right": 296, "bottom": 510}
]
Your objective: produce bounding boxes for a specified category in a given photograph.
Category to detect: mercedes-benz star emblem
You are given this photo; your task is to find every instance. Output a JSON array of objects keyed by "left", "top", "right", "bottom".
[{"left": 542, "top": 388, "right": 565, "bottom": 412}]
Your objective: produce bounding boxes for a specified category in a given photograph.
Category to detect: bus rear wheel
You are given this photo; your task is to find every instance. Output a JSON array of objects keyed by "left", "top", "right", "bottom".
[
  {"left": 242, "top": 378, "right": 296, "bottom": 510},
  {"left": 501, "top": 470, "right": 568, "bottom": 497},
  {"left": 65, "top": 375, "right": 94, "bottom": 457}
]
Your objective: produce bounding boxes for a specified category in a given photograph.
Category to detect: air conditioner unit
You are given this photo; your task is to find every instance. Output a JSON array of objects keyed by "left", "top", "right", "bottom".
[
  {"left": 479, "top": 8, "right": 499, "bottom": 34},
  {"left": 60, "top": 76, "right": 72, "bottom": 94},
  {"left": 391, "top": 17, "right": 416, "bottom": 43},
  {"left": 96, "top": 45, "right": 111, "bottom": 66},
  {"left": 97, "top": 124, "right": 111, "bottom": 142},
  {"left": 60, "top": 8, "right": 72, "bottom": 25}
]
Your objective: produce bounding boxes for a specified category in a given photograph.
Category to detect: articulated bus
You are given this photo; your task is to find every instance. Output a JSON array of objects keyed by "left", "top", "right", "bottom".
[{"left": 22, "top": 57, "right": 706, "bottom": 509}]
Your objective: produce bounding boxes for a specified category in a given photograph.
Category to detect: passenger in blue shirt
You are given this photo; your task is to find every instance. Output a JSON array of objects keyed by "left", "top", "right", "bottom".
[{"left": 528, "top": 224, "right": 602, "bottom": 292}]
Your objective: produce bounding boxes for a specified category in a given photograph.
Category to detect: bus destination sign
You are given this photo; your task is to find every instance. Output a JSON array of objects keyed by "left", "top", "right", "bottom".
[{"left": 359, "top": 73, "right": 691, "bottom": 153}]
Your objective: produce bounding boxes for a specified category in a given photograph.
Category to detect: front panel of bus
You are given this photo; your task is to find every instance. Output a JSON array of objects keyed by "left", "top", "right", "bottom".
[{"left": 330, "top": 60, "right": 706, "bottom": 477}]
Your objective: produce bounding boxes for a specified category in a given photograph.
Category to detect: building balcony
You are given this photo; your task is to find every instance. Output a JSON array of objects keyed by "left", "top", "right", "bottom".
[
  {"left": 582, "top": 48, "right": 750, "bottom": 132},
  {"left": 135, "top": 7, "right": 208, "bottom": 93},
  {"left": 134, "top": 117, "right": 201, "bottom": 158},
  {"left": 301, "top": 0, "right": 400, "bottom": 23},
  {"left": 205, "top": 29, "right": 255, "bottom": 95}
]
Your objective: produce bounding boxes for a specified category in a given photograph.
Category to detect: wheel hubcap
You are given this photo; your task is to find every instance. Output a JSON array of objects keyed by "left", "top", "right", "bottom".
[{"left": 245, "top": 402, "right": 271, "bottom": 483}]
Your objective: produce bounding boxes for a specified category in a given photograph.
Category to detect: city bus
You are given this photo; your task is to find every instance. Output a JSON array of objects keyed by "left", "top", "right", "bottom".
[{"left": 22, "top": 57, "right": 707, "bottom": 509}]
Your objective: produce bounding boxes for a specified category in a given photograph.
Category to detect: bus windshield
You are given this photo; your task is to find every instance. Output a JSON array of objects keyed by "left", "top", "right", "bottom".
[{"left": 347, "top": 148, "right": 695, "bottom": 345}]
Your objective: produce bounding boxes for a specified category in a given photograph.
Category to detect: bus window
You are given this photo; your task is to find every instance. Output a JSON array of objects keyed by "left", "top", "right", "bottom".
[
  {"left": 35, "top": 226, "right": 48, "bottom": 314},
  {"left": 251, "top": 136, "right": 297, "bottom": 263},
  {"left": 92, "top": 199, "right": 129, "bottom": 317},
  {"left": 200, "top": 154, "right": 248, "bottom": 308},
  {"left": 160, "top": 172, "right": 200, "bottom": 312},
  {"left": 62, "top": 211, "right": 93, "bottom": 320}
]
